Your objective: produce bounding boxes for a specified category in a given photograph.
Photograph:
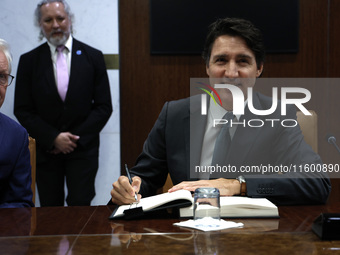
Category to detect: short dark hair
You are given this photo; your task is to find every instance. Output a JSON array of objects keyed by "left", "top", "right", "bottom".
[{"left": 202, "top": 17, "right": 265, "bottom": 68}]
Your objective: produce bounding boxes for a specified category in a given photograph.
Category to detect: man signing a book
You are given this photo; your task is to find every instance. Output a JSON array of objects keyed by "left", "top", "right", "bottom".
[{"left": 110, "top": 17, "right": 331, "bottom": 206}]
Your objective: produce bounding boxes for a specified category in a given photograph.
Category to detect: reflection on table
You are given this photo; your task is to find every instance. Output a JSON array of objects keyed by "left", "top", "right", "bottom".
[{"left": 0, "top": 202, "right": 339, "bottom": 254}]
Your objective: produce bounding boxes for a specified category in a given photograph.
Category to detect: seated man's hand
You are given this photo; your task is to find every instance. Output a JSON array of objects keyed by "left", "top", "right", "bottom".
[
  {"left": 110, "top": 223, "right": 142, "bottom": 244},
  {"left": 111, "top": 176, "right": 142, "bottom": 205},
  {"left": 168, "top": 178, "right": 241, "bottom": 196}
]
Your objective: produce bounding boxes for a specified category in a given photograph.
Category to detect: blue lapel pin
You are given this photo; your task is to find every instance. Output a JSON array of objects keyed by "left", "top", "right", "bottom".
[{"left": 76, "top": 50, "right": 82, "bottom": 55}]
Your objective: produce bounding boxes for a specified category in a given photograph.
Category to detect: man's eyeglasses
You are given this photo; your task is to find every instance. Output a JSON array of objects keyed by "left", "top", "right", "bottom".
[{"left": 0, "top": 73, "right": 15, "bottom": 87}]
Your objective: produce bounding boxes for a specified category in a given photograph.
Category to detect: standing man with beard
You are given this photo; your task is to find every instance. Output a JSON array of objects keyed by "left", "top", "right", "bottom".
[{"left": 14, "top": 0, "right": 112, "bottom": 206}]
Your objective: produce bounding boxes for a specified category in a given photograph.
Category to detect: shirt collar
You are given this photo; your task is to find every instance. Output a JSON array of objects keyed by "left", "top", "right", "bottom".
[
  {"left": 47, "top": 35, "right": 73, "bottom": 55},
  {"left": 209, "top": 94, "right": 247, "bottom": 121}
]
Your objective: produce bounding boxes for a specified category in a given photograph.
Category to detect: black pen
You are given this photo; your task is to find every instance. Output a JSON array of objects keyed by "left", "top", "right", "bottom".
[{"left": 125, "top": 164, "right": 138, "bottom": 201}]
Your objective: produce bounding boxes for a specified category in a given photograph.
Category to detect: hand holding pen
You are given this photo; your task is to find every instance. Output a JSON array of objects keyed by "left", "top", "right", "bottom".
[
  {"left": 125, "top": 164, "right": 138, "bottom": 202},
  {"left": 110, "top": 164, "right": 141, "bottom": 205}
]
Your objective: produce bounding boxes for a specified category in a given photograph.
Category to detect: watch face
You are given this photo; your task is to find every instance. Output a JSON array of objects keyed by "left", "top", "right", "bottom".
[{"left": 237, "top": 176, "right": 246, "bottom": 183}]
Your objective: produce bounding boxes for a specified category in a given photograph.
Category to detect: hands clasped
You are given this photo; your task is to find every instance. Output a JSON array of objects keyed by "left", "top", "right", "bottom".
[{"left": 50, "top": 132, "right": 79, "bottom": 154}]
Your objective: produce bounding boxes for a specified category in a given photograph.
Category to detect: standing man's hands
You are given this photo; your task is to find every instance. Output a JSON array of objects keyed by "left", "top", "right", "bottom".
[{"left": 50, "top": 132, "right": 79, "bottom": 154}]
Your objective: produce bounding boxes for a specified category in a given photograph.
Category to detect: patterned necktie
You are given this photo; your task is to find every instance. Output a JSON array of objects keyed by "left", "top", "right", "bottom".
[
  {"left": 56, "top": 45, "right": 69, "bottom": 101},
  {"left": 211, "top": 111, "right": 234, "bottom": 166}
]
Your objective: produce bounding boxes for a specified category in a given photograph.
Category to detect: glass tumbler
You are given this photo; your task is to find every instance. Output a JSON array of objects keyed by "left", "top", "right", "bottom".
[{"left": 193, "top": 187, "right": 220, "bottom": 221}]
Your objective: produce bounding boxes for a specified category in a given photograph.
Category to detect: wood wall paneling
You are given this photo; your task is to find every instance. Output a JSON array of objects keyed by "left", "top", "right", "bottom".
[{"left": 328, "top": 0, "right": 340, "bottom": 203}]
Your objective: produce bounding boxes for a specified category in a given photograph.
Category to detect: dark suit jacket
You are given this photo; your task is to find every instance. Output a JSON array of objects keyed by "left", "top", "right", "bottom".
[
  {"left": 14, "top": 38, "right": 112, "bottom": 160},
  {"left": 130, "top": 93, "right": 331, "bottom": 205},
  {"left": 0, "top": 113, "right": 34, "bottom": 208}
]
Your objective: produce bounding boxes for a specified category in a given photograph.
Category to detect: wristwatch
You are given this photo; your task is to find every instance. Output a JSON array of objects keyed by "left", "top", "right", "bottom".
[{"left": 236, "top": 175, "right": 247, "bottom": 196}]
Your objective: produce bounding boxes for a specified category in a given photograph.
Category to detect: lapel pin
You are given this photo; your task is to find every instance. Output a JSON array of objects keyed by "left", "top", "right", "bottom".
[{"left": 76, "top": 50, "right": 82, "bottom": 55}]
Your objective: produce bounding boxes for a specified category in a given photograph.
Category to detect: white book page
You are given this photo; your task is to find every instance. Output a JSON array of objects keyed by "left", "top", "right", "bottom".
[
  {"left": 220, "top": 197, "right": 277, "bottom": 209},
  {"left": 113, "top": 189, "right": 193, "bottom": 217},
  {"left": 219, "top": 197, "right": 278, "bottom": 217}
]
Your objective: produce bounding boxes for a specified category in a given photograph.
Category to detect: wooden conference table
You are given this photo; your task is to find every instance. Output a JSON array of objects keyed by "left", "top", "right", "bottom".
[{"left": 0, "top": 202, "right": 340, "bottom": 254}]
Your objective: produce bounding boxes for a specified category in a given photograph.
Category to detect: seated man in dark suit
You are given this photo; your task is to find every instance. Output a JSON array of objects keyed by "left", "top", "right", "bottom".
[
  {"left": 0, "top": 38, "right": 34, "bottom": 208},
  {"left": 111, "top": 17, "right": 331, "bottom": 206}
]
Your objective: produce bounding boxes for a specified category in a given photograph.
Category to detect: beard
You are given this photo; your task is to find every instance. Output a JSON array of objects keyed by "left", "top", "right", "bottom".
[
  {"left": 43, "top": 29, "right": 70, "bottom": 46},
  {"left": 49, "top": 35, "right": 68, "bottom": 46}
]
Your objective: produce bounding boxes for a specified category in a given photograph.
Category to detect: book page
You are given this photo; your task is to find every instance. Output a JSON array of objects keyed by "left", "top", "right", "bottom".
[
  {"left": 220, "top": 196, "right": 277, "bottom": 209},
  {"left": 112, "top": 189, "right": 193, "bottom": 218},
  {"left": 219, "top": 197, "right": 278, "bottom": 217}
]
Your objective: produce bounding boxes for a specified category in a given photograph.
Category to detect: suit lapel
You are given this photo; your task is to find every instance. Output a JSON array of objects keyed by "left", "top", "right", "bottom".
[
  {"left": 40, "top": 43, "right": 59, "bottom": 98},
  {"left": 66, "top": 39, "right": 82, "bottom": 102},
  {"left": 186, "top": 95, "right": 207, "bottom": 179}
]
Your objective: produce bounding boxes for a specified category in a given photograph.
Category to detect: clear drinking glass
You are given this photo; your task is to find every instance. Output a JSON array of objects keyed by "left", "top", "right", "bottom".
[{"left": 193, "top": 187, "right": 220, "bottom": 222}]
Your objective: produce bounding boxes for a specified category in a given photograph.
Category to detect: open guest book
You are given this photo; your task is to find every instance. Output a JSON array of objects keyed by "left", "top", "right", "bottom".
[{"left": 109, "top": 190, "right": 279, "bottom": 220}]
